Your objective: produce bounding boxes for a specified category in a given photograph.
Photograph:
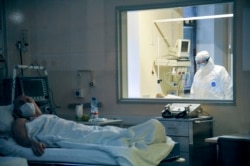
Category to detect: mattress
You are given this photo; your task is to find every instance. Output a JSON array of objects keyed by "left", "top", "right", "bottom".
[
  {"left": 0, "top": 137, "right": 116, "bottom": 165},
  {"left": 0, "top": 156, "right": 28, "bottom": 166},
  {"left": 0, "top": 137, "right": 180, "bottom": 166}
]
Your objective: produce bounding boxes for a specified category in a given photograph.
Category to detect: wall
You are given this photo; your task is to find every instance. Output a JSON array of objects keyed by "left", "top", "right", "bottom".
[{"left": 3, "top": 0, "right": 250, "bottom": 136}]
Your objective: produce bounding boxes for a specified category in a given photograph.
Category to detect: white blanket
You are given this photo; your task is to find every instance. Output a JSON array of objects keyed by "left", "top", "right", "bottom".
[{"left": 25, "top": 115, "right": 175, "bottom": 166}]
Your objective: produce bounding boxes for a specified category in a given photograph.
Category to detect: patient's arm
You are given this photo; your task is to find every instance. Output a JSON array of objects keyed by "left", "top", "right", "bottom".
[{"left": 12, "top": 118, "right": 46, "bottom": 156}]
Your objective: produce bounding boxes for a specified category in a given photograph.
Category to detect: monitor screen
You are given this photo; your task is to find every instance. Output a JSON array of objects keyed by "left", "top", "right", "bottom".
[
  {"left": 181, "top": 41, "right": 189, "bottom": 52},
  {"left": 16, "top": 77, "right": 49, "bottom": 102},
  {"left": 22, "top": 79, "right": 45, "bottom": 96},
  {"left": 175, "top": 39, "right": 190, "bottom": 58}
]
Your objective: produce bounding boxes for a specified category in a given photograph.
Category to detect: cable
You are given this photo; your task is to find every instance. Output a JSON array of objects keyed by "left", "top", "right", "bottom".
[{"left": 49, "top": 88, "right": 61, "bottom": 109}]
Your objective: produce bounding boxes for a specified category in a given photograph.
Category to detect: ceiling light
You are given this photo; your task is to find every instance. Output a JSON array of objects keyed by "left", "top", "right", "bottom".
[{"left": 154, "top": 14, "right": 233, "bottom": 23}]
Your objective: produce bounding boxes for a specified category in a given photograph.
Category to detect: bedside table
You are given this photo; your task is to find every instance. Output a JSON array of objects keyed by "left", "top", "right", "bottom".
[{"left": 155, "top": 116, "right": 216, "bottom": 166}]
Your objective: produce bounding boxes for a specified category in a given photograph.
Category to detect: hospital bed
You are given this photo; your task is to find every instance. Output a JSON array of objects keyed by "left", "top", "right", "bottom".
[
  {"left": 0, "top": 105, "right": 182, "bottom": 166},
  {"left": 0, "top": 137, "right": 180, "bottom": 166}
]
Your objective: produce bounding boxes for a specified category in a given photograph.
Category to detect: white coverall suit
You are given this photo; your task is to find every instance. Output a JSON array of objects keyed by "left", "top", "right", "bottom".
[{"left": 190, "top": 51, "right": 233, "bottom": 100}]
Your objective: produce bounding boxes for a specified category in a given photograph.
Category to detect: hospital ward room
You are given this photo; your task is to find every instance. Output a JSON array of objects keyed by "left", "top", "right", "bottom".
[{"left": 1, "top": 0, "right": 250, "bottom": 166}]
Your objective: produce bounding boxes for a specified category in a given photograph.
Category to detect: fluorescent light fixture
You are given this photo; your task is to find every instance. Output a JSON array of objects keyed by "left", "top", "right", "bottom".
[{"left": 154, "top": 14, "right": 233, "bottom": 23}]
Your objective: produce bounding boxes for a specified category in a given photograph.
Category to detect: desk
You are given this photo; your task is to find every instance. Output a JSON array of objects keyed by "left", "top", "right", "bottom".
[{"left": 77, "top": 119, "right": 123, "bottom": 127}]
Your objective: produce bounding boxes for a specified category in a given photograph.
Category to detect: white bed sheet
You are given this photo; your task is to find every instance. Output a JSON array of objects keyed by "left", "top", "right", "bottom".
[
  {"left": 24, "top": 116, "right": 175, "bottom": 166},
  {"left": 0, "top": 137, "right": 117, "bottom": 165}
]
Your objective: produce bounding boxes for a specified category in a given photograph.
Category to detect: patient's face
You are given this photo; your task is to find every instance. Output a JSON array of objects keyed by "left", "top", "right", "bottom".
[
  {"left": 14, "top": 95, "right": 42, "bottom": 118},
  {"left": 14, "top": 95, "right": 35, "bottom": 109}
]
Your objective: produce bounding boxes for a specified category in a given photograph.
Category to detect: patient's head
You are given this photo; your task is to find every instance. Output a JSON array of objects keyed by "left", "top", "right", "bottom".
[{"left": 13, "top": 95, "right": 42, "bottom": 119}]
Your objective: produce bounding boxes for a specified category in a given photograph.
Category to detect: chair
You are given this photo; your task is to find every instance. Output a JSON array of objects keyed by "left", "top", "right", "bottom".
[{"left": 217, "top": 137, "right": 250, "bottom": 166}]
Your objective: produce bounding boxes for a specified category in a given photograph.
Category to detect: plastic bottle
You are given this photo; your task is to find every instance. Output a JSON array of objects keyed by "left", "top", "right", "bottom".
[
  {"left": 90, "top": 97, "right": 99, "bottom": 119},
  {"left": 75, "top": 104, "right": 83, "bottom": 121}
]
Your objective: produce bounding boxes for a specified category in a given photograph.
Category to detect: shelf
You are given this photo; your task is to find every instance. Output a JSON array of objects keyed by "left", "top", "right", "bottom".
[{"left": 155, "top": 59, "right": 191, "bottom": 67}]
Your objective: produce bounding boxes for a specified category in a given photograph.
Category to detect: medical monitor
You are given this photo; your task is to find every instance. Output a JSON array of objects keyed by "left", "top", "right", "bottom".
[
  {"left": 16, "top": 77, "right": 50, "bottom": 103},
  {"left": 175, "top": 39, "right": 191, "bottom": 59}
]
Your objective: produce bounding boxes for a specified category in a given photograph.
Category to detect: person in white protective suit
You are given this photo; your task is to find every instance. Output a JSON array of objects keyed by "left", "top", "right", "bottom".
[{"left": 190, "top": 51, "right": 233, "bottom": 100}]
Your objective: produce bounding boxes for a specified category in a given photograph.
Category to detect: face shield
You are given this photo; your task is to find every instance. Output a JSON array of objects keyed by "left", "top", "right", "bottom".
[{"left": 196, "top": 58, "right": 210, "bottom": 68}]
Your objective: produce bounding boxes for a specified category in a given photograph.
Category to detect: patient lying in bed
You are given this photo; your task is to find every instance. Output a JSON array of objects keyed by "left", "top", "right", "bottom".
[{"left": 12, "top": 95, "right": 175, "bottom": 165}]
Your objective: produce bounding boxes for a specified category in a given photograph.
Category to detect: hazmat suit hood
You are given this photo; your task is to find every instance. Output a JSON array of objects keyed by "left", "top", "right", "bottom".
[{"left": 195, "top": 50, "right": 210, "bottom": 62}]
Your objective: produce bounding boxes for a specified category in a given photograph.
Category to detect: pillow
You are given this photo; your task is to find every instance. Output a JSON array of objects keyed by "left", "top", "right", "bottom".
[{"left": 0, "top": 105, "right": 14, "bottom": 135}]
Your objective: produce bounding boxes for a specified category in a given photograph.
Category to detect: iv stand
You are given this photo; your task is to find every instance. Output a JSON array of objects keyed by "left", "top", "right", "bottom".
[{"left": 16, "top": 40, "right": 28, "bottom": 76}]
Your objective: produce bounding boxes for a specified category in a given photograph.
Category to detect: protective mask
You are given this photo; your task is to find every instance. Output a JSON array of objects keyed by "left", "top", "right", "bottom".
[
  {"left": 198, "top": 62, "right": 207, "bottom": 69},
  {"left": 19, "top": 102, "right": 36, "bottom": 117}
]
